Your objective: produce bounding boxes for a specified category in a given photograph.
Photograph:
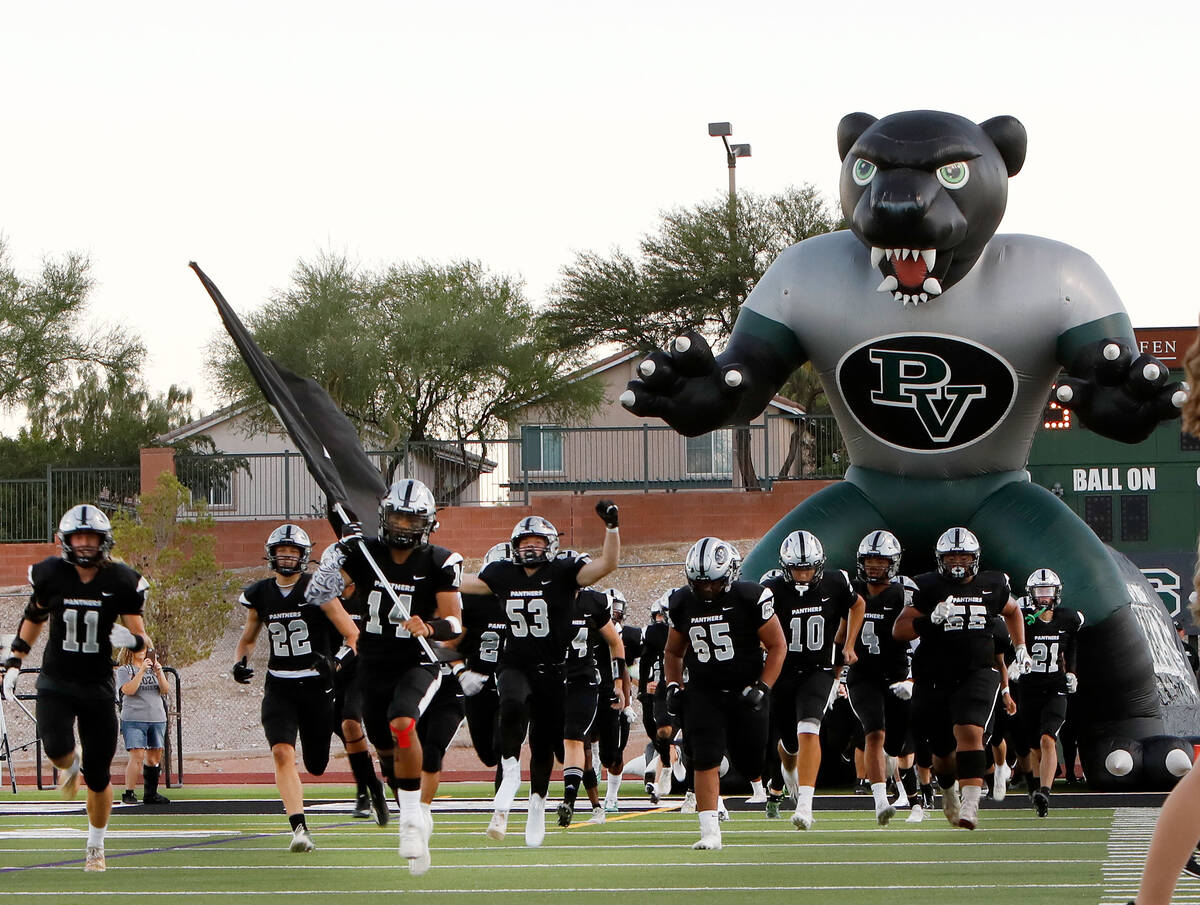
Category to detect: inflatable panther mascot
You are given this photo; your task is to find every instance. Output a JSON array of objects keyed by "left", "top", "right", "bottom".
[{"left": 622, "top": 110, "right": 1196, "bottom": 789}]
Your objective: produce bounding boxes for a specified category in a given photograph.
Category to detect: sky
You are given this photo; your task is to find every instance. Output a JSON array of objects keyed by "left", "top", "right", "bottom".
[{"left": 1, "top": 0, "right": 1197, "bottom": 426}]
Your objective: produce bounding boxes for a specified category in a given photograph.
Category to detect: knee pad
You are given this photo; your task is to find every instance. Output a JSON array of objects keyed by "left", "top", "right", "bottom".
[
  {"left": 391, "top": 719, "right": 416, "bottom": 750},
  {"left": 422, "top": 749, "right": 445, "bottom": 774},
  {"left": 797, "top": 719, "right": 821, "bottom": 736},
  {"left": 957, "top": 749, "right": 988, "bottom": 781},
  {"left": 84, "top": 767, "right": 111, "bottom": 793}
]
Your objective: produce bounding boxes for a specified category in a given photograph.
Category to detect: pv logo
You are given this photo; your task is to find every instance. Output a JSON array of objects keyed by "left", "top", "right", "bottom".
[{"left": 838, "top": 334, "right": 1017, "bottom": 452}]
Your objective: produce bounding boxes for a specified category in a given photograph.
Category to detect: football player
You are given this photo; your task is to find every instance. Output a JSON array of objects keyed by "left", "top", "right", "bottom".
[
  {"left": 664, "top": 537, "right": 786, "bottom": 850},
  {"left": 306, "top": 479, "right": 463, "bottom": 875},
  {"left": 459, "top": 500, "right": 620, "bottom": 845},
  {"left": 559, "top": 584, "right": 626, "bottom": 826},
  {"left": 762, "top": 531, "right": 865, "bottom": 830},
  {"left": 845, "top": 530, "right": 914, "bottom": 825},
  {"left": 894, "top": 527, "right": 1028, "bottom": 830},
  {"left": 1012, "top": 568, "right": 1083, "bottom": 817},
  {"left": 2, "top": 505, "right": 152, "bottom": 872},
  {"left": 638, "top": 592, "right": 674, "bottom": 802},
  {"left": 233, "top": 524, "right": 360, "bottom": 853},
  {"left": 591, "top": 588, "right": 636, "bottom": 814}
]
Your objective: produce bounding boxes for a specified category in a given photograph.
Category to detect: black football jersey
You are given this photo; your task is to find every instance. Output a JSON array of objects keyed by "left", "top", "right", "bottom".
[
  {"left": 910, "top": 570, "right": 1012, "bottom": 680},
  {"left": 240, "top": 574, "right": 336, "bottom": 675},
  {"left": 342, "top": 539, "right": 463, "bottom": 666},
  {"left": 479, "top": 553, "right": 588, "bottom": 668},
  {"left": 620, "top": 623, "right": 642, "bottom": 667},
  {"left": 1020, "top": 604, "right": 1084, "bottom": 693},
  {"left": 667, "top": 580, "right": 775, "bottom": 690},
  {"left": 459, "top": 592, "right": 508, "bottom": 675},
  {"left": 765, "top": 570, "right": 857, "bottom": 672},
  {"left": 567, "top": 589, "right": 612, "bottom": 681},
  {"left": 29, "top": 557, "right": 147, "bottom": 696},
  {"left": 639, "top": 620, "right": 669, "bottom": 693},
  {"left": 850, "top": 576, "right": 912, "bottom": 682}
]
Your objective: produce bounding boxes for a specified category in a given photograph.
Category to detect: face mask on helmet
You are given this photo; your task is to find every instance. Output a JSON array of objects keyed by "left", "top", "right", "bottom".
[
  {"left": 379, "top": 480, "right": 438, "bottom": 549},
  {"left": 511, "top": 516, "right": 560, "bottom": 565},
  {"left": 649, "top": 593, "right": 668, "bottom": 622},
  {"left": 606, "top": 588, "right": 628, "bottom": 622},
  {"left": 1025, "top": 568, "right": 1062, "bottom": 609},
  {"left": 856, "top": 530, "right": 902, "bottom": 583},
  {"left": 779, "top": 530, "right": 825, "bottom": 586},
  {"left": 265, "top": 523, "right": 312, "bottom": 575},
  {"left": 935, "top": 527, "right": 981, "bottom": 581},
  {"left": 58, "top": 505, "right": 115, "bottom": 567},
  {"left": 685, "top": 537, "right": 739, "bottom": 600}
]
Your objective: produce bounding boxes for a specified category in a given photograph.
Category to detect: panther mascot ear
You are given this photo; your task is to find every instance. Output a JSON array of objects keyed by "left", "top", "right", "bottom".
[
  {"left": 979, "top": 115, "right": 1027, "bottom": 176},
  {"left": 837, "top": 112, "right": 878, "bottom": 162}
]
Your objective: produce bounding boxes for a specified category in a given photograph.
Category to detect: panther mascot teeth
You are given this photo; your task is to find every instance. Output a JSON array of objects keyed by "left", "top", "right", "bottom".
[{"left": 622, "top": 109, "right": 1194, "bottom": 790}]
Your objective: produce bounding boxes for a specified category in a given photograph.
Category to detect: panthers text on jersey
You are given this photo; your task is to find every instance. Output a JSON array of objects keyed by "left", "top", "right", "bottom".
[
  {"left": 765, "top": 570, "right": 857, "bottom": 672},
  {"left": 479, "top": 553, "right": 589, "bottom": 668},
  {"left": 459, "top": 592, "right": 508, "bottom": 675},
  {"left": 667, "top": 580, "right": 775, "bottom": 690},
  {"left": 240, "top": 574, "right": 337, "bottom": 676},
  {"left": 910, "top": 570, "right": 1012, "bottom": 680},
  {"left": 29, "top": 557, "right": 147, "bottom": 696},
  {"left": 850, "top": 576, "right": 912, "bottom": 682},
  {"left": 341, "top": 538, "right": 463, "bottom": 666}
]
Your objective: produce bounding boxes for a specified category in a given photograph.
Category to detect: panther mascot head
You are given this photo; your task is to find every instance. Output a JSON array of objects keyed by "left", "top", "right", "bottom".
[{"left": 838, "top": 110, "right": 1027, "bottom": 305}]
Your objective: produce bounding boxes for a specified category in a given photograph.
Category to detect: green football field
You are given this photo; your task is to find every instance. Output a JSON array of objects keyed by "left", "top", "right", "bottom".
[{"left": 0, "top": 785, "right": 1186, "bottom": 905}]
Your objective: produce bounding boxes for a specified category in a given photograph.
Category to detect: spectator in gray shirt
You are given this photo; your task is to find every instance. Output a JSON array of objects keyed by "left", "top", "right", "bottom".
[{"left": 115, "top": 647, "right": 170, "bottom": 804}]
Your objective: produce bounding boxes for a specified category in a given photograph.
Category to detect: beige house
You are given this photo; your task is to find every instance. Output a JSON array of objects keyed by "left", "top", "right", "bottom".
[
  {"left": 506, "top": 349, "right": 808, "bottom": 493},
  {"left": 156, "top": 405, "right": 497, "bottom": 518}
]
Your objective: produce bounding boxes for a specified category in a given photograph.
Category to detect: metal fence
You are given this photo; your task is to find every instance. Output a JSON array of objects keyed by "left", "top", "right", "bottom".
[{"left": 0, "top": 467, "right": 141, "bottom": 543}]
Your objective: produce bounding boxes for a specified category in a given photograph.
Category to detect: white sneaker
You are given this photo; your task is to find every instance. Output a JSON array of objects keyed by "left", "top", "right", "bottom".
[
  {"left": 993, "top": 762, "right": 1011, "bottom": 802},
  {"left": 525, "top": 794, "right": 546, "bottom": 847},
  {"left": 399, "top": 819, "right": 423, "bottom": 859},
  {"left": 289, "top": 827, "right": 315, "bottom": 853},
  {"left": 957, "top": 795, "right": 979, "bottom": 830},
  {"left": 905, "top": 803, "right": 925, "bottom": 823},
  {"left": 58, "top": 752, "right": 82, "bottom": 800},
  {"left": 692, "top": 833, "right": 722, "bottom": 850},
  {"left": 485, "top": 810, "right": 508, "bottom": 841},
  {"left": 588, "top": 806, "right": 606, "bottom": 824},
  {"left": 409, "top": 810, "right": 433, "bottom": 875},
  {"left": 745, "top": 791, "right": 768, "bottom": 804},
  {"left": 791, "top": 808, "right": 814, "bottom": 830},
  {"left": 680, "top": 791, "right": 697, "bottom": 813},
  {"left": 875, "top": 803, "right": 897, "bottom": 826},
  {"left": 716, "top": 798, "right": 730, "bottom": 822},
  {"left": 941, "top": 784, "right": 961, "bottom": 826},
  {"left": 84, "top": 846, "right": 106, "bottom": 872}
]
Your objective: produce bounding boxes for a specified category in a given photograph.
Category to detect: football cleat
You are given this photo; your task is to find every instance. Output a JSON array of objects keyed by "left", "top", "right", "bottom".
[
  {"left": 692, "top": 833, "right": 723, "bottom": 850},
  {"left": 1182, "top": 844, "right": 1200, "bottom": 879},
  {"left": 369, "top": 782, "right": 390, "bottom": 826},
  {"left": 58, "top": 751, "right": 82, "bottom": 800},
  {"left": 604, "top": 801, "right": 620, "bottom": 814},
  {"left": 876, "top": 803, "right": 897, "bottom": 826},
  {"left": 409, "top": 810, "right": 433, "bottom": 876},
  {"left": 791, "top": 808, "right": 814, "bottom": 830},
  {"left": 746, "top": 790, "right": 768, "bottom": 804},
  {"left": 588, "top": 806, "right": 606, "bottom": 824},
  {"left": 485, "top": 810, "right": 508, "bottom": 841},
  {"left": 993, "top": 762, "right": 1011, "bottom": 802},
  {"left": 556, "top": 802, "right": 574, "bottom": 827},
  {"left": 352, "top": 792, "right": 372, "bottom": 818},
  {"left": 645, "top": 780, "right": 660, "bottom": 804},
  {"left": 680, "top": 791, "right": 697, "bottom": 813},
  {"left": 957, "top": 796, "right": 978, "bottom": 830},
  {"left": 941, "top": 784, "right": 961, "bottom": 826},
  {"left": 526, "top": 794, "right": 547, "bottom": 847},
  {"left": 83, "top": 846, "right": 106, "bottom": 872},
  {"left": 1033, "top": 788, "right": 1050, "bottom": 818},
  {"left": 399, "top": 820, "right": 423, "bottom": 859},
  {"left": 289, "top": 827, "right": 315, "bottom": 853},
  {"left": 905, "top": 803, "right": 925, "bottom": 823},
  {"left": 717, "top": 798, "right": 730, "bottom": 822},
  {"left": 765, "top": 796, "right": 782, "bottom": 819},
  {"left": 121, "top": 790, "right": 138, "bottom": 805}
]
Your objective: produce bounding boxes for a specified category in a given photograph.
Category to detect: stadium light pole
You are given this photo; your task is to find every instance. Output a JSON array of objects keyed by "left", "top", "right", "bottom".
[{"left": 707, "top": 121, "right": 751, "bottom": 201}]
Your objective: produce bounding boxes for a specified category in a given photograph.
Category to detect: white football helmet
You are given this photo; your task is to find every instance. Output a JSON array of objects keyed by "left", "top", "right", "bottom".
[
  {"left": 605, "top": 588, "right": 628, "bottom": 622},
  {"left": 857, "top": 530, "right": 903, "bottom": 583},
  {"left": 685, "top": 537, "right": 740, "bottom": 597},
  {"left": 758, "top": 568, "right": 787, "bottom": 584},
  {"left": 265, "top": 523, "right": 312, "bottom": 575},
  {"left": 482, "top": 542, "right": 513, "bottom": 567},
  {"left": 779, "top": 530, "right": 825, "bottom": 582},
  {"left": 511, "top": 516, "right": 560, "bottom": 564},
  {"left": 58, "top": 504, "right": 114, "bottom": 567},
  {"left": 935, "top": 527, "right": 981, "bottom": 580},
  {"left": 379, "top": 479, "right": 438, "bottom": 549},
  {"left": 1025, "top": 568, "right": 1062, "bottom": 609}
]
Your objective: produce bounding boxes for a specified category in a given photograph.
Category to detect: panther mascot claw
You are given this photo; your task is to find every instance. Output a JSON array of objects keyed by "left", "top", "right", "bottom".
[{"left": 621, "top": 110, "right": 1195, "bottom": 789}]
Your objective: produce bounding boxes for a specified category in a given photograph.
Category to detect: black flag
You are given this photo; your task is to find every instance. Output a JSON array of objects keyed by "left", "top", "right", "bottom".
[{"left": 190, "top": 262, "right": 386, "bottom": 535}]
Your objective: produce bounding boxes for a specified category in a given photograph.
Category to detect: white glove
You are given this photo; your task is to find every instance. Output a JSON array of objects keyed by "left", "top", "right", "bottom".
[
  {"left": 622, "top": 705, "right": 638, "bottom": 723},
  {"left": 888, "top": 679, "right": 913, "bottom": 701},
  {"left": 1014, "top": 644, "right": 1034, "bottom": 675},
  {"left": 1007, "top": 660, "right": 1022, "bottom": 683},
  {"left": 1065, "top": 672, "right": 1078, "bottom": 694},
  {"left": 930, "top": 600, "right": 955, "bottom": 625},
  {"left": 456, "top": 668, "right": 488, "bottom": 697},
  {"left": 2, "top": 667, "right": 17, "bottom": 701},
  {"left": 109, "top": 624, "right": 140, "bottom": 650}
]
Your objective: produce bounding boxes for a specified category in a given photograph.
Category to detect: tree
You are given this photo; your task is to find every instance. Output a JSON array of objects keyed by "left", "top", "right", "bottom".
[
  {"left": 206, "top": 253, "right": 605, "bottom": 447},
  {"left": 545, "top": 184, "right": 841, "bottom": 486},
  {"left": 110, "top": 472, "right": 239, "bottom": 667},
  {"left": 0, "top": 239, "right": 142, "bottom": 409}
]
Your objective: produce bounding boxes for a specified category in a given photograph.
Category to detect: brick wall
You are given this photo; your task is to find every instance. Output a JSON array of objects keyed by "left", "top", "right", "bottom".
[{"left": 0, "top": 450, "right": 836, "bottom": 585}]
